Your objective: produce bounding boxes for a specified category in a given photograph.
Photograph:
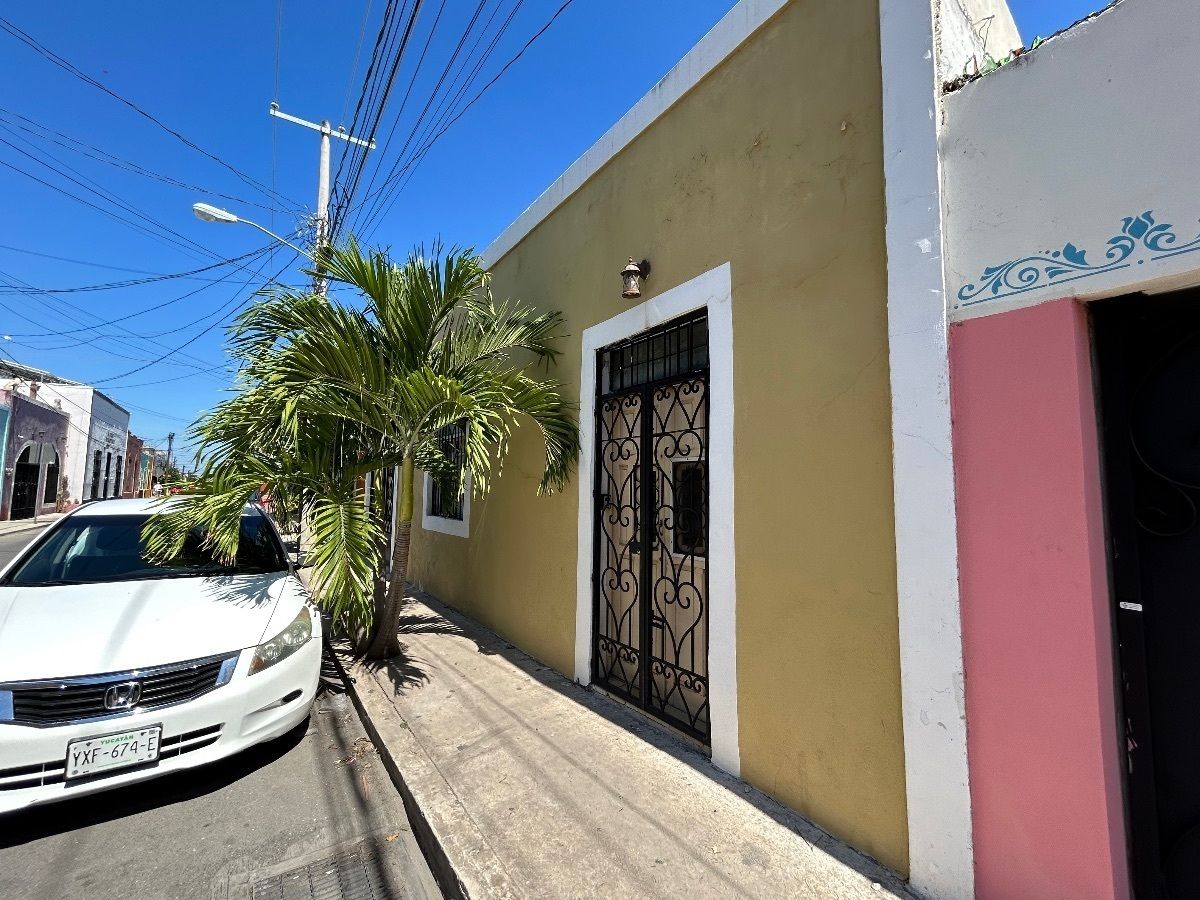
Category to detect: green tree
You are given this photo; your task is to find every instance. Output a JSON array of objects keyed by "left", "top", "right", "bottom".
[{"left": 145, "top": 241, "right": 578, "bottom": 659}]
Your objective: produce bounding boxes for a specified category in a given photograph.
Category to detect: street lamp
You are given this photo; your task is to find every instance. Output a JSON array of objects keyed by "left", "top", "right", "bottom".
[{"left": 191, "top": 202, "right": 312, "bottom": 259}]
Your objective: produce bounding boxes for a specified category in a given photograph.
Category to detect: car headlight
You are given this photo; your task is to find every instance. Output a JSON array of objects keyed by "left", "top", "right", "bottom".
[{"left": 249, "top": 606, "right": 313, "bottom": 675}]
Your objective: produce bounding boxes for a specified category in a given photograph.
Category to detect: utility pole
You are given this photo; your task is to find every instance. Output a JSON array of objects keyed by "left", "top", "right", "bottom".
[
  {"left": 269, "top": 103, "right": 376, "bottom": 292},
  {"left": 165, "top": 432, "right": 175, "bottom": 472}
]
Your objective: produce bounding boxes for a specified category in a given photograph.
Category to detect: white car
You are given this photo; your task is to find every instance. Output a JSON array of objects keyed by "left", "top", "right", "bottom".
[{"left": 0, "top": 498, "right": 321, "bottom": 813}]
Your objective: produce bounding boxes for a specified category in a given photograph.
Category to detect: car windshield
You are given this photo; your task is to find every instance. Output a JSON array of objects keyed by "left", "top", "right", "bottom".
[{"left": 2, "top": 511, "right": 288, "bottom": 586}]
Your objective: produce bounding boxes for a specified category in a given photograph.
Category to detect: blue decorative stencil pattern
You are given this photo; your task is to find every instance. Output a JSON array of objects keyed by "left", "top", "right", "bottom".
[{"left": 957, "top": 211, "right": 1200, "bottom": 307}]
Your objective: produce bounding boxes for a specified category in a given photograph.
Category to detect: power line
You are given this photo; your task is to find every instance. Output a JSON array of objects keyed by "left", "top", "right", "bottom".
[
  {"left": 0, "top": 345, "right": 139, "bottom": 447},
  {"left": 327, "top": 0, "right": 425, "bottom": 239},
  {"left": 348, "top": 0, "right": 512, "bottom": 237},
  {"left": 118, "top": 400, "right": 195, "bottom": 424},
  {"left": 0, "top": 14, "right": 299, "bottom": 209},
  {"left": 351, "top": 0, "right": 578, "bottom": 240},
  {"left": 0, "top": 241, "right": 249, "bottom": 281},
  {"left": 340, "top": 0, "right": 376, "bottom": 127},
  {"left": 328, "top": 0, "right": 402, "bottom": 213},
  {"left": 0, "top": 253, "right": 266, "bottom": 377},
  {"left": 0, "top": 244, "right": 275, "bottom": 295},
  {"left": 99, "top": 368, "right": 229, "bottom": 391},
  {"left": 0, "top": 270, "right": 230, "bottom": 376},
  {"left": 0, "top": 155, "right": 210, "bottom": 264},
  {"left": 338, "top": 0, "right": 462, "bottom": 238},
  {"left": 0, "top": 106, "right": 293, "bottom": 215},
  {"left": 87, "top": 251, "right": 301, "bottom": 385},
  {"left": 0, "top": 131, "right": 223, "bottom": 264},
  {"left": 0, "top": 243, "right": 292, "bottom": 360}
]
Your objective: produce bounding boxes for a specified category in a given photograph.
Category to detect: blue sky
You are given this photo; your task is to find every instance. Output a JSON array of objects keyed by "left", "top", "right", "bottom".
[{"left": 0, "top": 0, "right": 1103, "bottom": 456}]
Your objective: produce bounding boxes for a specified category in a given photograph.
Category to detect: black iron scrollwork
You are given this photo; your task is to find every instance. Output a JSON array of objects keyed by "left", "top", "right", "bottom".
[{"left": 593, "top": 312, "right": 710, "bottom": 742}]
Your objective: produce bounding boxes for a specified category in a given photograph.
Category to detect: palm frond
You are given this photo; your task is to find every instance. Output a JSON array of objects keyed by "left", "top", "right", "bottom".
[{"left": 144, "top": 239, "right": 579, "bottom": 638}]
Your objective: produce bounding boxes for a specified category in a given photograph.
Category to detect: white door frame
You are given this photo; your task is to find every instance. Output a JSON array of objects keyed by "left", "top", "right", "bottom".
[{"left": 574, "top": 261, "right": 740, "bottom": 775}]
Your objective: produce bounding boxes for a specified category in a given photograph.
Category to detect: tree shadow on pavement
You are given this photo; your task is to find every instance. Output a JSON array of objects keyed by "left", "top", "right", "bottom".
[{"left": 343, "top": 596, "right": 471, "bottom": 699}]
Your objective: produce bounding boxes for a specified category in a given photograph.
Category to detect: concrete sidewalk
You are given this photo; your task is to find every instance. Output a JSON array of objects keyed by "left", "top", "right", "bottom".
[
  {"left": 0, "top": 513, "right": 64, "bottom": 537},
  {"left": 340, "top": 592, "right": 915, "bottom": 900}
]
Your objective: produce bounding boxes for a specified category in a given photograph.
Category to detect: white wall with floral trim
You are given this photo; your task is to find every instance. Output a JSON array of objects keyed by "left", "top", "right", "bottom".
[{"left": 941, "top": 0, "right": 1200, "bottom": 323}]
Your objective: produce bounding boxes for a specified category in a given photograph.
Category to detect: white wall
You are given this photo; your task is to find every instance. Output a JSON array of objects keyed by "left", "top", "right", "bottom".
[
  {"left": 942, "top": 0, "right": 1200, "bottom": 322},
  {"left": 880, "top": 0, "right": 980, "bottom": 895},
  {"left": 938, "top": 0, "right": 1022, "bottom": 85},
  {"left": 34, "top": 385, "right": 131, "bottom": 503}
]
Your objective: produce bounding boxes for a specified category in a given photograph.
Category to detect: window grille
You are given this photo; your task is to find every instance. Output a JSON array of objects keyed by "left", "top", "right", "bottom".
[
  {"left": 602, "top": 312, "right": 708, "bottom": 394},
  {"left": 429, "top": 422, "right": 467, "bottom": 521}
]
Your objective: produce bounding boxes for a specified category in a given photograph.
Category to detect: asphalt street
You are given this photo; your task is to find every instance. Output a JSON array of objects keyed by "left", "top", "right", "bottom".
[
  {"left": 0, "top": 527, "right": 439, "bottom": 900},
  {"left": 0, "top": 525, "right": 45, "bottom": 569}
]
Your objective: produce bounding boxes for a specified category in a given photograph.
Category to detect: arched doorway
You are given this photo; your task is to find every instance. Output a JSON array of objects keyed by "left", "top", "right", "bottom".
[{"left": 10, "top": 445, "right": 39, "bottom": 520}]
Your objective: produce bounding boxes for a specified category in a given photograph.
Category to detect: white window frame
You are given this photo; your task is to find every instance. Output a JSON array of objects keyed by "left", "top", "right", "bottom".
[
  {"left": 575, "top": 261, "right": 738, "bottom": 776},
  {"left": 421, "top": 469, "right": 471, "bottom": 538}
]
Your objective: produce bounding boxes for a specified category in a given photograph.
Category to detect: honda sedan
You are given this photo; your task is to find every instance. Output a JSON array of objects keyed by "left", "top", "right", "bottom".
[{"left": 0, "top": 499, "right": 320, "bottom": 813}]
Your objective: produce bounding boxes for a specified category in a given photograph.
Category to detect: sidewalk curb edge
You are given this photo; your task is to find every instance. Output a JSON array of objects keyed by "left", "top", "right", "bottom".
[{"left": 328, "top": 643, "right": 470, "bottom": 900}]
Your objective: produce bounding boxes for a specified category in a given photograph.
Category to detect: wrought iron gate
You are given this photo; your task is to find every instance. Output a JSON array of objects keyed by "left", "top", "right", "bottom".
[{"left": 593, "top": 310, "right": 710, "bottom": 742}]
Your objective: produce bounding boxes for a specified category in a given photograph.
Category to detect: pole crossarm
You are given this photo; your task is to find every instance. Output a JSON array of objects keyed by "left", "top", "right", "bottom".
[{"left": 269, "top": 105, "right": 376, "bottom": 149}]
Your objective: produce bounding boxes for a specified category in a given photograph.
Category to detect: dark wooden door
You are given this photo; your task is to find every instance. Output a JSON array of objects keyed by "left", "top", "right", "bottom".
[
  {"left": 10, "top": 448, "right": 38, "bottom": 520},
  {"left": 1095, "top": 291, "right": 1200, "bottom": 898}
]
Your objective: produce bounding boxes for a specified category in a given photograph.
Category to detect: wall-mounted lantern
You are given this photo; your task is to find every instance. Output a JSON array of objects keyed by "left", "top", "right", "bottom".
[{"left": 621, "top": 258, "right": 651, "bottom": 300}]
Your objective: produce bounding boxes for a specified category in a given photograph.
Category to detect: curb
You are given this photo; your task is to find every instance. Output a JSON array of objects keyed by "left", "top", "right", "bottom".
[
  {"left": 327, "top": 644, "right": 475, "bottom": 900},
  {"left": 0, "top": 520, "right": 52, "bottom": 538}
]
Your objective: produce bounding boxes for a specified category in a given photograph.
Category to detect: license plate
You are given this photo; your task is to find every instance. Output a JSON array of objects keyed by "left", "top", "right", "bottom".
[{"left": 65, "top": 725, "right": 161, "bottom": 780}]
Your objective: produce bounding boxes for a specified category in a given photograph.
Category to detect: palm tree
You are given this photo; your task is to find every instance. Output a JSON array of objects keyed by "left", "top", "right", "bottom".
[{"left": 145, "top": 240, "right": 579, "bottom": 659}]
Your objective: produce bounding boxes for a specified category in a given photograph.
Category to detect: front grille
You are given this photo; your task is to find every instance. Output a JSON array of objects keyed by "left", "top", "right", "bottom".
[
  {"left": 5, "top": 654, "right": 234, "bottom": 726},
  {"left": 0, "top": 723, "right": 224, "bottom": 790}
]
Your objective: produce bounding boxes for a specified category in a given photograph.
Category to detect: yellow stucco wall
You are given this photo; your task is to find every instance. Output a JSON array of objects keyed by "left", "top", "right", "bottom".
[{"left": 409, "top": 0, "right": 908, "bottom": 873}]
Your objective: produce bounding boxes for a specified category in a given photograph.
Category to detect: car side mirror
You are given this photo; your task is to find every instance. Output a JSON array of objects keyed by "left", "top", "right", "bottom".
[{"left": 293, "top": 550, "right": 314, "bottom": 570}]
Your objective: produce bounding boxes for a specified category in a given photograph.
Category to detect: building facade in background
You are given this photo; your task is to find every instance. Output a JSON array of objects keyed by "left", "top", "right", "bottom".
[
  {"left": 123, "top": 432, "right": 144, "bottom": 497},
  {"left": 0, "top": 389, "right": 69, "bottom": 520},
  {"left": 0, "top": 363, "right": 136, "bottom": 514},
  {"left": 34, "top": 384, "right": 130, "bottom": 506}
]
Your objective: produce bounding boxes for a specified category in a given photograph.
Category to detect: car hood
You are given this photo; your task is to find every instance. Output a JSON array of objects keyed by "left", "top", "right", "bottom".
[{"left": 0, "top": 572, "right": 298, "bottom": 682}]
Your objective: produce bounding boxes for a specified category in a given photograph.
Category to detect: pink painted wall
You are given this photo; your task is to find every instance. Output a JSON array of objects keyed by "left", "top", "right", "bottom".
[{"left": 950, "top": 298, "right": 1129, "bottom": 899}]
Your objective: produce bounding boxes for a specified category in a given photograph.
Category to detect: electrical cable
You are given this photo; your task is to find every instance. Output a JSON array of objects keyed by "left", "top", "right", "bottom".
[
  {"left": 0, "top": 106, "right": 292, "bottom": 215},
  {"left": 0, "top": 270, "right": 229, "bottom": 376},
  {"left": 328, "top": 0, "right": 422, "bottom": 237},
  {"left": 328, "top": 0, "right": 402, "bottom": 217},
  {"left": 360, "top": 0, "right": 576, "bottom": 240},
  {"left": 0, "top": 242, "right": 247, "bottom": 281},
  {"left": 339, "top": 0, "right": 463, "bottom": 238},
  {"left": 340, "top": 0, "right": 376, "bottom": 127},
  {"left": 0, "top": 155, "right": 210, "bottom": 265},
  {"left": 0, "top": 244, "right": 275, "bottom": 295},
  {"left": 87, "top": 251, "right": 301, "bottom": 385},
  {"left": 348, "top": 0, "right": 511, "bottom": 237},
  {"left": 0, "top": 241, "right": 285, "bottom": 338},
  {"left": 0, "top": 254, "right": 274, "bottom": 378},
  {"left": 0, "top": 132, "right": 221, "bottom": 263},
  {"left": 0, "top": 15, "right": 299, "bottom": 209},
  {"left": 0, "top": 344, "right": 157, "bottom": 447}
]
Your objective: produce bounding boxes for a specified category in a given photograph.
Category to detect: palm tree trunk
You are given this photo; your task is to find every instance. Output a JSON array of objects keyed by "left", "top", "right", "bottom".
[{"left": 365, "top": 456, "right": 414, "bottom": 659}]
